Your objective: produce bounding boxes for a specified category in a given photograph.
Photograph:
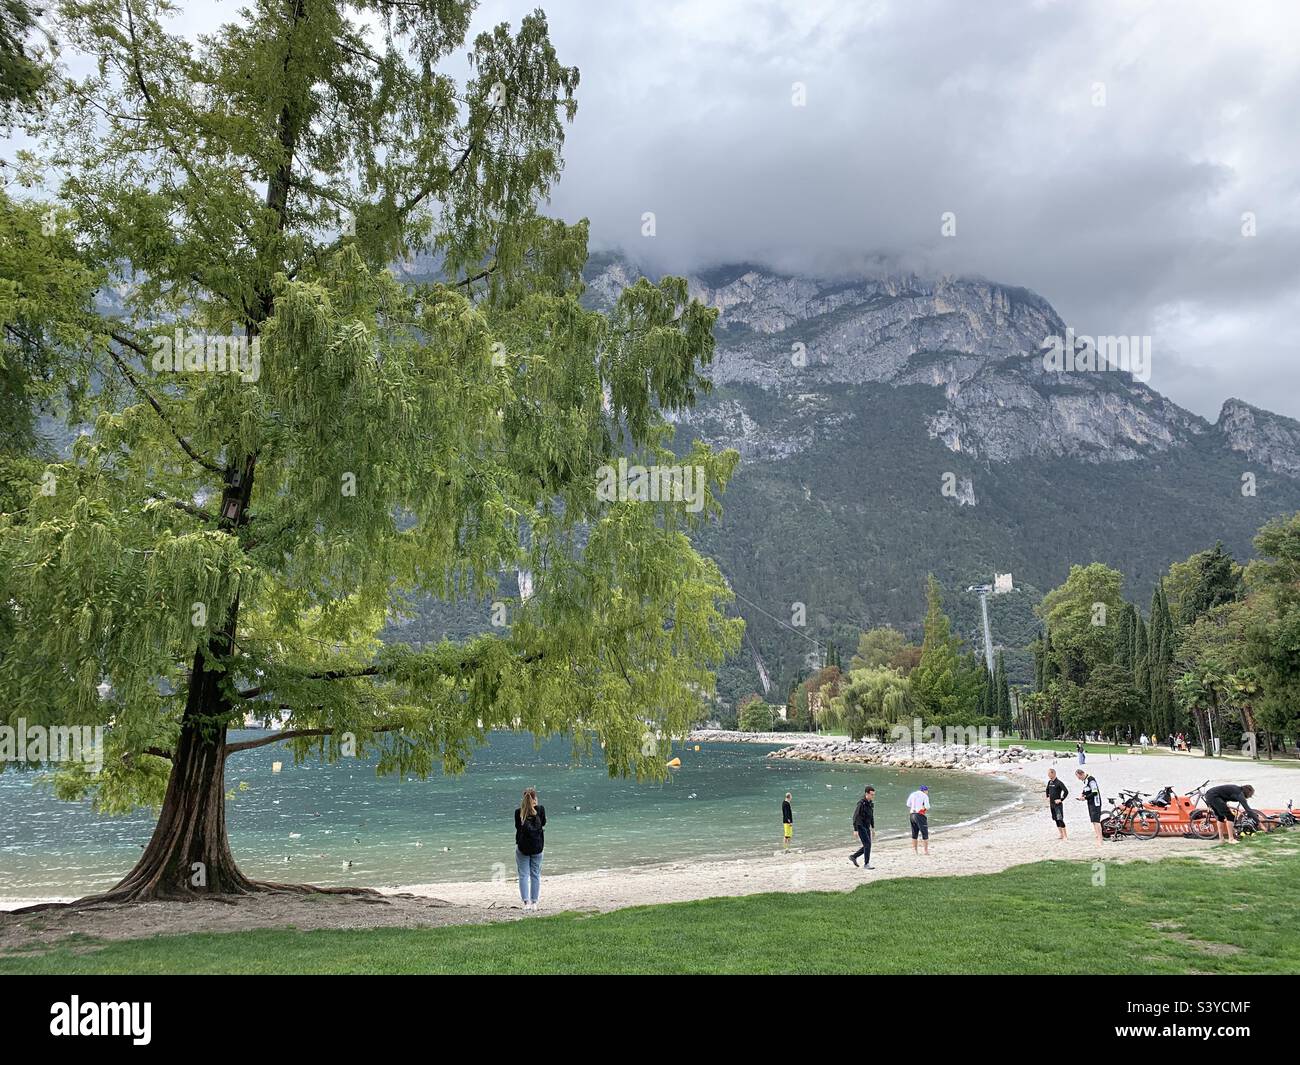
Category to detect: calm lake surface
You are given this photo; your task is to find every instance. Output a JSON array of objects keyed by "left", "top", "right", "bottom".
[{"left": 0, "top": 731, "right": 1023, "bottom": 897}]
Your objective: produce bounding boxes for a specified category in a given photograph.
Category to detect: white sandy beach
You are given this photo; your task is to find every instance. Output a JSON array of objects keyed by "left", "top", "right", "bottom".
[
  {"left": 3, "top": 745, "right": 1297, "bottom": 925},
  {"left": 389, "top": 747, "right": 1300, "bottom": 913}
]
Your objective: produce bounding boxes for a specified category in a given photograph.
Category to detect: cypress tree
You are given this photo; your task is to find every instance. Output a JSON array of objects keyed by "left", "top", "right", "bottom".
[
  {"left": 0, "top": 0, "right": 741, "bottom": 902},
  {"left": 995, "top": 652, "right": 1011, "bottom": 730}
]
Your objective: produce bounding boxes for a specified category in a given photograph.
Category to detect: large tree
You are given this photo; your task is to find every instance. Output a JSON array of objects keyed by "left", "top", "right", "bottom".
[
  {"left": 1035, "top": 562, "right": 1124, "bottom": 685},
  {"left": 0, "top": 0, "right": 741, "bottom": 902}
]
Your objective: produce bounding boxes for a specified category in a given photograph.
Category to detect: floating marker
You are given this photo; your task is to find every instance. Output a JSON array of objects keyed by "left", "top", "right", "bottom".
[{"left": 272, "top": 761, "right": 282, "bottom": 773}]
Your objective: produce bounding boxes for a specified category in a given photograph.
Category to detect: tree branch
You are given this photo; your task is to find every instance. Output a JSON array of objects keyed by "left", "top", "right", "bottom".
[
  {"left": 148, "top": 491, "right": 220, "bottom": 524},
  {"left": 225, "top": 724, "right": 402, "bottom": 756},
  {"left": 105, "top": 332, "right": 225, "bottom": 474},
  {"left": 236, "top": 665, "right": 383, "bottom": 699}
]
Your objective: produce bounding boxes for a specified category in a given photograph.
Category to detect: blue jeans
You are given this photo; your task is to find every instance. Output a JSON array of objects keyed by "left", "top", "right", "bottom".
[{"left": 515, "top": 848, "right": 543, "bottom": 903}]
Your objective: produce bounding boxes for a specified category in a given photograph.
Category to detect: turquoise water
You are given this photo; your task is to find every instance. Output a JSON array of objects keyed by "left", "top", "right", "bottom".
[{"left": 0, "top": 731, "right": 1022, "bottom": 897}]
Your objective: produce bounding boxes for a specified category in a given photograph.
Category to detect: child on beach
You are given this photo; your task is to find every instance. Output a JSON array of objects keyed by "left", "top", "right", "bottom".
[{"left": 782, "top": 793, "right": 794, "bottom": 847}]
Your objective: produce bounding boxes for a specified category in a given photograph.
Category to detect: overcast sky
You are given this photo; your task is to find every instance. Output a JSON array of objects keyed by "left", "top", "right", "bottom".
[
  {"left": 467, "top": 0, "right": 1300, "bottom": 422},
  {"left": 31, "top": 0, "right": 1300, "bottom": 421}
]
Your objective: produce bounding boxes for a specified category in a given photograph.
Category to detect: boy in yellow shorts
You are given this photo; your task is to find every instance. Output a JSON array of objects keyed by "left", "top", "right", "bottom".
[{"left": 782, "top": 793, "right": 794, "bottom": 847}]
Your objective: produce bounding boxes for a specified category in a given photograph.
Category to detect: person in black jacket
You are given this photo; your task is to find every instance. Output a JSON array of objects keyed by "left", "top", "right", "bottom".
[
  {"left": 781, "top": 793, "right": 794, "bottom": 848},
  {"left": 849, "top": 786, "right": 875, "bottom": 869},
  {"left": 514, "top": 786, "right": 547, "bottom": 910},
  {"left": 1046, "top": 769, "right": 1069, "bottom": 839},
  {"left": 1204, "top": 783, "right": 1255, "bottom": 844}
]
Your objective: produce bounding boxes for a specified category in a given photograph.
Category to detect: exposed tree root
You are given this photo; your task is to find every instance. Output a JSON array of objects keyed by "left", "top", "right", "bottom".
[{"left": 10, "top": 880, "right": 383, "bottom": 915}]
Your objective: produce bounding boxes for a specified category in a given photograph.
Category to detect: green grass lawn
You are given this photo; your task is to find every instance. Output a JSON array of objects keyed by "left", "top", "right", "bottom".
[{"left": 4, "top": 835, "right": 1298, "bottom": 975}]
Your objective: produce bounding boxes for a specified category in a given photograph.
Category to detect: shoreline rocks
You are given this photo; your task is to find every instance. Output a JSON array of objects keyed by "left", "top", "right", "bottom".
[{"left": 688, "top": 730, "right": 1048, "bottom": 773}]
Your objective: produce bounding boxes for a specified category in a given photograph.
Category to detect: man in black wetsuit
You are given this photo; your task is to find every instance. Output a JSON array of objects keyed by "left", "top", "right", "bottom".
[
  {"left": 1046, "top": 768, "right": 1069, "bottom": 840},
  {"left": 850, "top": 786, "right": 875, "bottom": 869},
  {"left": 1204, "top": 783, "right": 1256, "bottom": 844}
]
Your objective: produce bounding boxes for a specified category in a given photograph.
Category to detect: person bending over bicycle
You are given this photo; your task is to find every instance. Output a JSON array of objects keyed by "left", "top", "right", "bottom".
[{"left": 1203, "top": 783, "right": 1256, "bottom": 844}]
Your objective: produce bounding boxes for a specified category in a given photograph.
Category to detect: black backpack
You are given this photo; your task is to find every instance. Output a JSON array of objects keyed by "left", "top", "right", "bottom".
[{"left": 516, "top": 812, "right": 544, "bottom": 855}]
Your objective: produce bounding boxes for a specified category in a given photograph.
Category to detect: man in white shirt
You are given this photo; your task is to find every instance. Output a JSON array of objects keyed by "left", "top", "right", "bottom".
[{"left": 906, "top": 784, "right": 931, "bottom": 855}]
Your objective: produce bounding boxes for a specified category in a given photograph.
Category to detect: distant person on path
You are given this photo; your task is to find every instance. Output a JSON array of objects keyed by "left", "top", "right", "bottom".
[
  {"left": 1140, "top": 732, "right": 1149, "bottom": 748},
  {"left": 782, "top": 792, "right": 794, "bottom": 848},
  {"left": 849, "top": 786, "right": 875, "bottom": 868},
  {"left": 514, "top": 786, "right": 546, "bottom": 910},
  {"left": 1076, "top": 741, "right": 1086, "bottom": 765},
  {"left": 1075, "top": 768, "right": 1103, "bottom": 842},
  {"left": 906, "top": 784, "right": 930, "bottom": 855},
  {"left": 1204, "top": 783, "right": 1256, "bottom": 845}
]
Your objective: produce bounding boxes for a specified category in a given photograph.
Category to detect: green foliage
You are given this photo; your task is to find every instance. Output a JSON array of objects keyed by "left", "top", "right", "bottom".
[
  {"left": 1242, "top": 514, "right": 1300, "bottom": 745},
  {"left": 912, "top": 575, "right": 959, "bottom": 721},
  {"left": 1166, "top": 542, "right": 1242, "bottom": 626},
  {"left": 1068, "top": 663, "right": 1143, "bottom": 738},
  {"left": 849, "top": 626, "right": 907, "bottom": 672},
  {"left": 0, "top": 0, "right": 46, "bottom": 119},
  {"left": 1036, "top": 563, "right": 1124, "bottom": 683},
  {"left": 737, "top": 700, "right": 775, "bottom": 732},
  {"left": 828, "top": 666, "right": 912, "bottom": 740},
  {"left": 0, "top": 1, "right": 742, "bottom": 817}
]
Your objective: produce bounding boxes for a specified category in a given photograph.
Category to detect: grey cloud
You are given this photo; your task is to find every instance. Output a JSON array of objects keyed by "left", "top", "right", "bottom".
[{"left": 468, "top": 0, "right": 1300, "bottom": 419}]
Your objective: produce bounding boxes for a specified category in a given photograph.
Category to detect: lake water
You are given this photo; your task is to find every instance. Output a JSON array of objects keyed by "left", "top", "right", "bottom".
[{"left": 0, "top": 731, "right": 1023, "bottom": 897}]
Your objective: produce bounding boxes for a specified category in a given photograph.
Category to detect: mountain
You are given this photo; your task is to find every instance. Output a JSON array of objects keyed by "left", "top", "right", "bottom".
[{"left": 581, "top": 255, "right": 1300, "bottom": 705}]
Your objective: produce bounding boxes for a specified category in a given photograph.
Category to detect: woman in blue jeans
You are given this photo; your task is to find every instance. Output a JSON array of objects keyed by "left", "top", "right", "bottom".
[{"left": 514, "top": 786, "right": 546, "bottom": 910}]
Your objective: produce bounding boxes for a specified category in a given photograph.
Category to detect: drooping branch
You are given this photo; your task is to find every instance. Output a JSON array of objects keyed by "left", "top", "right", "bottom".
[{"left": 105, "top": 333, "right": 225, "bottom": 474}]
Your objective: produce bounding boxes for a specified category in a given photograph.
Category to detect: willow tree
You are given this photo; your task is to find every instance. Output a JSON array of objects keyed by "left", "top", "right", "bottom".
[{"left": 0, "top": 0, "right": 741, "bottom": 902}]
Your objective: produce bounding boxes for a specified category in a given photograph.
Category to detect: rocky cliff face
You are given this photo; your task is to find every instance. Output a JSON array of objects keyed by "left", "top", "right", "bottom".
[
  {"left": 581, "top": 256, "right": 1300, "bottom": 705},
  {"left": 1215, "top": 398, "right": 1300, "bottom": 478},
  {"left": 588, "top": 258, "right": 1264, "bottom": 469}
]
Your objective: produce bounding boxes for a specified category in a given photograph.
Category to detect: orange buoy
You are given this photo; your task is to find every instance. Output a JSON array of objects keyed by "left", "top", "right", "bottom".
[{"left": 666, "top": 757, "right": 682, "bottom": 768}]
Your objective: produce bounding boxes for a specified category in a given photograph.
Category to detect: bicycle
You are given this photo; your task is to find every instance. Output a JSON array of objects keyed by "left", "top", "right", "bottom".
[
  {"left": 1183, "top": 780, "right": 1221, "bottom": 840},
  {"left": 1243, "top": 800, "right": 1295, "bottom": 835},
  {"left": 1099, "top": 789, "right": 1161, "bottom": 840}
]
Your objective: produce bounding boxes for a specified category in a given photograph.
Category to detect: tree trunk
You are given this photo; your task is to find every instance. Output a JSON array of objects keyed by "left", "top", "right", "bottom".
[
  {"left": 103, "top": 697, "right": 251, "bottom": 900},
  {"left": 96, "top": 626, "right": 261, "bottom": 901},
  {"left": 1193, "top": 706, "right": 1212, "bottom": 757}
]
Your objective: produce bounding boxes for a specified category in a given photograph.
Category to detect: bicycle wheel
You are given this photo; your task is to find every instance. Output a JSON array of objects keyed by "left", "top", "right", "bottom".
[
  {"left": 1131, "top": 811, "right": 1160, "bottom": 839},
  {"left": 1100, "top": 815, "right": 1118, "bottom": 839},
  {"left": 1192, "top": 813, "right": 1219, "bottom": 839}
]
